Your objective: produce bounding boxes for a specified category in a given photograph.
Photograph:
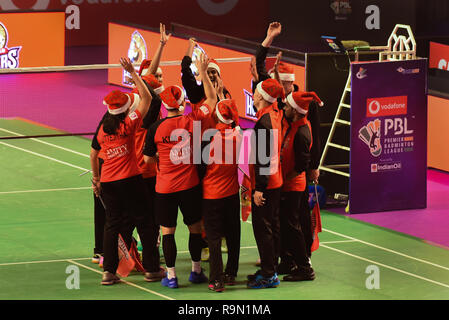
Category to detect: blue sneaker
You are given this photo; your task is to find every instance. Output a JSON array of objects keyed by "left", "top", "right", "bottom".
[
  {"left": 161, "top": 276, "right": 178, "bottom": 288},
  {"left": 189, "top": 270, "right": 208, "bottom": 284},
  {"left": 247, "top": 273, "right": 280, "bottom": 289}
]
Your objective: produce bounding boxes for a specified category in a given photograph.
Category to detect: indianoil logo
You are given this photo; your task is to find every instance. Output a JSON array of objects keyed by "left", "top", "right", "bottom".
[{"left": 0, "top": 22, "right": 21, "bottom": 69}]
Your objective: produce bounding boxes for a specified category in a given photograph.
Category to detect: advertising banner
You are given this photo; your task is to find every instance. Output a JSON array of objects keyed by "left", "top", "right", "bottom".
[
  {"left": 429, "top": 41, "right": 449, "bottom": 71},
  {"left": 349, "top": 59, "right": 427, "bottom": 214},
  {"left": 108, "top": 22, "right": 305, "bottom": 120},
  {"left": 0, "top": 0, "right": 268, "bottom": 47},
  {"left": 0, "top": 12, "right": 65, "bottom": 68}
]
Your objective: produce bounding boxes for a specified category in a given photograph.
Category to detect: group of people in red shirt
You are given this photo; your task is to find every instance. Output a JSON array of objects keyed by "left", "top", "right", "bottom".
[{"left": 90, "top": 22, "right": 322, "bottom": 292}]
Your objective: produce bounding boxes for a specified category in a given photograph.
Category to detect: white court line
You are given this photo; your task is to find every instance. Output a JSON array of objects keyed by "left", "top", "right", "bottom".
[
  {"left": 0, "top": 257, "right": 90, "bottom": 267},
  {"left": 66, "top": 259, "right": 175, "bottom": 301},
  {"left": 243, "top": 220, "right": 449, "bottom": 271},
  {"left": 0, "top": 186, "right": 91, "bottom": 195},
  {"left": 323, "top": 228, "right": 449, "bottom": 272},
  {"left": 0, "top": 141, "right": 89, "bottom": 172},
  {"left": 319, "top": 240, "right": 358, "bottom": 244},
  {"left": 321, "top": 244, "right": 449, "bottom": 290},
  {"left": 0, "top": 128, "right": 89, "bottom": 158}
]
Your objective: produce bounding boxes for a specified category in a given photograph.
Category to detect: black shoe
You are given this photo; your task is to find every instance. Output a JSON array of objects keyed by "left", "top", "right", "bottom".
[
  {"left": 224, "top": 273, "right": 236, "bottom": 286},
  {"left": 277, "top": 262, "right": 296, "bottom": 275},
  {"left": 208, "top": 280, "right": 225, "bottom": 292},
  {"left": 283, "top": 266, "right": 316, "bottom": 282},
  {"left": 247, "top": 269, "right": 262, "bottom": 281}
]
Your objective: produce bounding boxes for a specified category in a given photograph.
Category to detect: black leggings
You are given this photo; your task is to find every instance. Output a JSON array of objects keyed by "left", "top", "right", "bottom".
[
  {"left": 251, "top": 188, "right": 281, "bottom": 278},
  {"left": 202, "top": 193, "right": 241, "bottom": 282},
  {"left": 280, "top": 191, "right": 310, "bottom": 268},
  {"left": 101, "top": 175, "right": 159, "bottom": 274}
]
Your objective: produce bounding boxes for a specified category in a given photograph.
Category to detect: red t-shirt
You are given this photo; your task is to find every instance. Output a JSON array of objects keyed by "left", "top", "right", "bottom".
[
  {"left": 97, "top": 110, "right": 143, "bottom": 183},
  {"left": 144, "top": 103, "right": 213, "bottom": 194},
  {"left": 135, "top": 126, "right": 157, "bottom": 178},
  {"left": 202, "top": 126, "right": 242, "bottom": 199}
]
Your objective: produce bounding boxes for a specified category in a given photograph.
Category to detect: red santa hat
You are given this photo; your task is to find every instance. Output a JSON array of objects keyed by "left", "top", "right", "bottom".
[
  {"left": 277, "top": 62, "right": 295, "bottom": 82},
  {"left": 142, "top": 74, "right": 164, "bottom": 94},
  {"left": 138, "top": 59, "right": 152, "bottom": 76},
  {"left": 286, "top": 91, "right": 324, "bottom": 115},
  {"left": 207, "top": 58, "right": 221, "bottom": 75},
  {"left": 103, "top": 90, "right": 140, "bottom": 115},
  {"left": 215, "top": 99, "right": 239, "bottom": 126},
  {"left": 256, "top": 78, "right": 285, "bottom": 103},
  {"left": 160, "top": 85, "right": 185, "bottom": 112}
]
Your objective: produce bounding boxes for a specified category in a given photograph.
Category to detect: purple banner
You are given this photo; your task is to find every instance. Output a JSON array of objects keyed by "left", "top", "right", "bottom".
[{"left": 349, "top": 59, "right": 428, "bottom": 214}]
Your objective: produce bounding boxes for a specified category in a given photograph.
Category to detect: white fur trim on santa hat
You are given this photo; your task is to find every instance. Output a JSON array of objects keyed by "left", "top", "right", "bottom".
[
  {"left": 141, "top": 68, "right": 150, "bottom": 77},
  {"left": 256, "top": 81, "right": 277, "bottom": 104},
  {"left": 128, "top": 93, "right": 140, "bottom": 113},
  {"left": 215, "top": 103, "right": 234, "bottom": 124},
  {"left": 154, "top": 85, "right": 164, "bottom": 95},
  {"left": 286, "top": 93, "right": 308, "bottom": 115},
  {"left": 278, "top": 73, "right": 295, "bottom": 82},
  {"left": 207, "top": 62, "right": 221, "bottom": 75},
  {"left": 104, "top": 94, "right": 132, "bottom": 115}
]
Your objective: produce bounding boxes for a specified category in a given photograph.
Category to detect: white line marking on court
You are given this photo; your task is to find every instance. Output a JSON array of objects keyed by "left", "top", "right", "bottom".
[
  {"left": 0, "top": 128, "right": 90, "bottom": 158},
  {"left": 0, "top": 257, "right": 90, "bottom": 266},
  {"left": 243, "top": 220, "right": 449, "bottom": 271},
  {"left": 321, "top": 244, "right": 449, "bottom": 289},
  {"left": 0, "top": 186, "right": 91, "bottom": 195},
  {"left": 320, "top": 240, "right": 358, "bottom": 244},
  {"left": 323, "top": 228, "right": 449, "bottom": 271},
  {"left": 66, "top": 259, "right": 175, "bottom": 301},
  {"left": 0, "top": 141, "right": 89, "bottom": 172}
]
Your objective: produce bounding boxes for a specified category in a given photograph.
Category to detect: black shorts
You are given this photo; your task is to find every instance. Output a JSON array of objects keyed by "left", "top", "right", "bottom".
[{"left": 155, "top": 184, "right": 202, "bottom": 228}]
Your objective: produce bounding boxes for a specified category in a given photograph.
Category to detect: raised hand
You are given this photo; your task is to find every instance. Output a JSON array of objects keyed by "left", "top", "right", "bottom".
[
  {"left": 197, "top": 52, "right": 209, "bottom": 75},
  {"left": 120, "top": 57, "right": 135, "bottom": 74},
  {"left": 186, "top": 37, "right": 198, "bottom": 58},
  {"left": 214, "top": 76, "right": 224, "bottom": 100},
  {"left": 267, "top": 22, "right": 282, "bottom": 39},
  {"left": 160, "top": 23, "right": 171, "bottom": 45}
]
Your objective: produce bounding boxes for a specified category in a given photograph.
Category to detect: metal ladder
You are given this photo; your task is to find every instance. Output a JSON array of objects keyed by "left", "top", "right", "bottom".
[{"left": 318, "top": 72, "right": 351, "bottom": 178}]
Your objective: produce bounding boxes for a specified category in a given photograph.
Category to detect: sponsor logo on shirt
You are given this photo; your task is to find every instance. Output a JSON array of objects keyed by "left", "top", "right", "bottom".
[
  {"left": 106, "top": 144, "right": 129, "bottom": 159},
  {"left": 199, "top": 105, "right": 210, "bottom": 115},
  {"left": 129, "top": 111, "right": 138, "bottom": 121}
]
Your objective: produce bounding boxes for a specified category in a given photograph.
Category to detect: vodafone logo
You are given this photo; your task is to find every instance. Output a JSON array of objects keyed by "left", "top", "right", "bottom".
[
  {"left": 366, "top": 96, "right": 407, "bottom": 118},
  {"left": 0, "top": 0, "right": 50, "bottom": 10},
  {"left": 368, "top": 100, "right": 381, "bottom": 115}
]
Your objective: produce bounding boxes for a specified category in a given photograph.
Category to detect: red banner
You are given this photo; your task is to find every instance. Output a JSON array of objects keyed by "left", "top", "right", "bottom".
[
  {"left": 0, "top": 0, "right": 269, "bottom": 46},
  {"left": 429, "top": 41, "right": 449, "bottom": 71}
]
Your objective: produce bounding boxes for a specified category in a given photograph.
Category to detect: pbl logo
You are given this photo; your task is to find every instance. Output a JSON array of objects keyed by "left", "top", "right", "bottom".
[
  {"left": 359, "top": 119, "right": 382, "bottom": 157},
  {"left": 366, "top": 96, "right": 407, "bottom": 118},
  {"left": 0, "top": 22, "right": 21, "bottom": 69}
]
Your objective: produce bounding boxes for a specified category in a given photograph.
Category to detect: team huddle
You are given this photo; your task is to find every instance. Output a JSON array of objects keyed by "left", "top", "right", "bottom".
[{"left": 90, "top": 22, "right": 323, "bottom": 292}]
